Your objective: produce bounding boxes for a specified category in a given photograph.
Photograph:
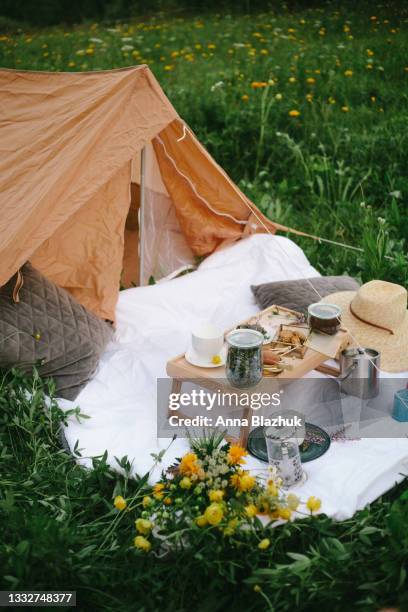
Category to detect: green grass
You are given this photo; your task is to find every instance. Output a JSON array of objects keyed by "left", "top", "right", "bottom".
[
  {"left": 1, "top": 2, "right": 407, "bottom": 284},
  {"left": 1, "top": 3, "right": 408, "bottom": 610},
  {"left": 0, "top": 370, "right": 407, "bottom": 611}
]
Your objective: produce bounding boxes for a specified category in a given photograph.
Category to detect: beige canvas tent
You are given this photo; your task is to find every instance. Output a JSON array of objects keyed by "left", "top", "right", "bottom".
[{"left": 0, "top": 65, "right": 286, "bottom": 321}]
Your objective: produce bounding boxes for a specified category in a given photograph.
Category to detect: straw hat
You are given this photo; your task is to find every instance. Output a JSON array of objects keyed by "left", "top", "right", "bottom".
[{"left": 319, "top": 280, "right": 408, "bottom": 373}]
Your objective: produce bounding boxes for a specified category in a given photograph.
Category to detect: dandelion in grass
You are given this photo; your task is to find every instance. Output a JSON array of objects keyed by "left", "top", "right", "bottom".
[
  {"left": 164, "top": 64, "right": 174, "bottom": 71},
  {"left": 306, "top": 77, "right": 316, "bottom": 84},
  {"left": 341, "top": 105, "right": 350, "bottom": 112},
  {"left": 289, "top": 109, "right": 300, "bottom": 117},
  {"left": 241, "top": 94, "right": 249, "bottom": 102},
  {"left": 275, "top": 93, "right": 283, "bottom": 100},
  {"left": 344, "top": 69, "right": 353, "bottom": 77}
]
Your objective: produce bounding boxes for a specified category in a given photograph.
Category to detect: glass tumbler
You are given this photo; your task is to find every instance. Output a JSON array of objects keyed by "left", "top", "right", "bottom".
[{"left": 264, "top": 424, "right": 303, "bottom": 487}]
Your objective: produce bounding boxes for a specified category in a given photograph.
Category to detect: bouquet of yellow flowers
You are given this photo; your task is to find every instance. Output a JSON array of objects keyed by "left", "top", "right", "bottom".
[{"left": 114, "top": 432, "right": 321, "bottom": 554}]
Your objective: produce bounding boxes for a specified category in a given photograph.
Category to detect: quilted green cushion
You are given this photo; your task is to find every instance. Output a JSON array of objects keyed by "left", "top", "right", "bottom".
[{"left": 0, "top": 263, "right": 113, "bottom": 400}]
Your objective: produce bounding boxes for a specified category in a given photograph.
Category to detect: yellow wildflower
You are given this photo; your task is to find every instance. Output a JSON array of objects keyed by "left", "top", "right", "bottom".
[
  {"left": 135, "top": 518, "right": 153, "bottom": 535},
  {"left": 260, "top": 49, "right": 268, "bottom": 55},
  {"left": 179, "top": 452, "right": 200, "bottom": 476},
  {"left": 209, "top": 490, "right": 224, "bottom": 502},
  {"left": 164, "top": 64, "right": 174, "bottom": 71},
  {"left": 68, "top": 61, "right": 76, "bottom": 68},
  {"left": 241, "top": 94, "right": 249, "bottom": 102},
  {"left": 306, "top": 77, "right": 316, "bottom": 85},
  {"left": 134, "top": 535, "right": 151, "bottom": 552},
  {"left": 288, "top": 76, "right": 297, "bottom": 83},
  {"left": 163, "top": 497, "right": 172, "bottom": 506},
  {"left": 245, "top": 504, "right": 258, "bottom": 518},
  {"left": 208, "top": 43, "right": 216, "bottom": 49},
  {"left": 258, "top": 538, "right": 270, "bottom": 550},
  {"left": 142, "top": 495, "right": 152, "bottom": 508},
  {"left": 288, "top": 109, "right": 300, "bottom": 117},
  {"left": 196, "top": 515, "right": 207, "bottom": 527},
  {"left": 267, "top": 479, "right": 278, "bottom": 496},
  {"left": 227, "top": 444, "right": 247, "bottom": 465},
  {"left": 230, "top": 471, "right": 255, "bottom": 492},
  {"left": 344, "top": 69, "right": 353, "bottom": 77},
  {"left": 366, "top": 64, "right": 373, "bottom": 70},
  {"left": 153, "top": 483, "right": 165, "bottom": 500},
  {"left": 113, "top": 495, "right": 127, "bottom": 511},
  {"left": 204, "top": 502, "right": 224, "bottom": 526},
  {"left": 179, "top": 476, "right": 192, "bottom": 489},
  {"left": 251, "top": 81, "right": 267, "bottom": 89},
  {"left": 306, "top": 496, "right": 322, "bottom": 513},
  {"left": 224, "top": 517, "right": 239, "bottom": 536},
  {"left": 278, "top": 507, "right": 292, "bottom": 520},
  {"left": 254, "top": 585, "right": 262, "bottom": 593},
  {"left": 366, "top": 49, "right": 374, "bottom": 56},
  {"left": 86, "top": 48, "right": 94, "bottom": 55},
  {"left": 286, "top": 493, "right": 300, "bottom": 510},
  {"left": 275, "top": 93, "right": 283, "bottom": 101},
  {"left": 306, "top": 93, "right": 313, "bottom": 102}
]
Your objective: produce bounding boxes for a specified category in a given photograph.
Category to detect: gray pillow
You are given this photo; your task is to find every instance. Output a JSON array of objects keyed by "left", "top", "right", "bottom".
[
  {"left": 251, "top": 276, "right": 360, "bottom": 315},
  {"left": 0, "top": 263, "right": 113, "bottom": 400}
]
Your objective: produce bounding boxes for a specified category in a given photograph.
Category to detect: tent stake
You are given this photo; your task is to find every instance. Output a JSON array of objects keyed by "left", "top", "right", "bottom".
[{"left": 139, "top": 146, "right": 146, "bottom": 285}]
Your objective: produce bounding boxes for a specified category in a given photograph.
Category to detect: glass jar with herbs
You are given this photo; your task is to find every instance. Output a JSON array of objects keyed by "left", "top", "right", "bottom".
[{"left": 225, "top": 328, "right": 263, "bottom": 388}]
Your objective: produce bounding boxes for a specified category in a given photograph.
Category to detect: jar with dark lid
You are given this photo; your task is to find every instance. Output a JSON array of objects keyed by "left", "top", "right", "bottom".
[
  {"left": 225, "top": 328, "right": 263, "bottom": 388},
  {"left": 308, "top": 303, "right": 342, "bottom": 335}
]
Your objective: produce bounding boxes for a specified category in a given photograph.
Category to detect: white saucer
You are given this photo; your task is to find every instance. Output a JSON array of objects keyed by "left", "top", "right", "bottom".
[{"left": 184, "top": 345, "right": 227, "bottom": 368}]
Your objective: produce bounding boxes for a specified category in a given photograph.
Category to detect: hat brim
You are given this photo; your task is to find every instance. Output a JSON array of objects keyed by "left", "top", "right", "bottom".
[{"left": 320, "top": 291, "right": 408, "bottom": 373}]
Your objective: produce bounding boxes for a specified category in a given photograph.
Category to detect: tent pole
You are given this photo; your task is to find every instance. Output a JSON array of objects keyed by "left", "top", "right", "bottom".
[{"left": 139, "top": 146, "right": 146, "bottom": 285}]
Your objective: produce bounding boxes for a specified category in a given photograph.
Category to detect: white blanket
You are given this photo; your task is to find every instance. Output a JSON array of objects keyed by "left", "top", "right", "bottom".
[{"left": 63, "top": 235, "right": 408, "bottom": 520}]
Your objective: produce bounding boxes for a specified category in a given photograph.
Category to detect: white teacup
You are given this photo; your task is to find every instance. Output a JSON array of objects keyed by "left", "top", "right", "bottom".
[{"left": 191, "top": 322, "right": 224, "bottom": 361}]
